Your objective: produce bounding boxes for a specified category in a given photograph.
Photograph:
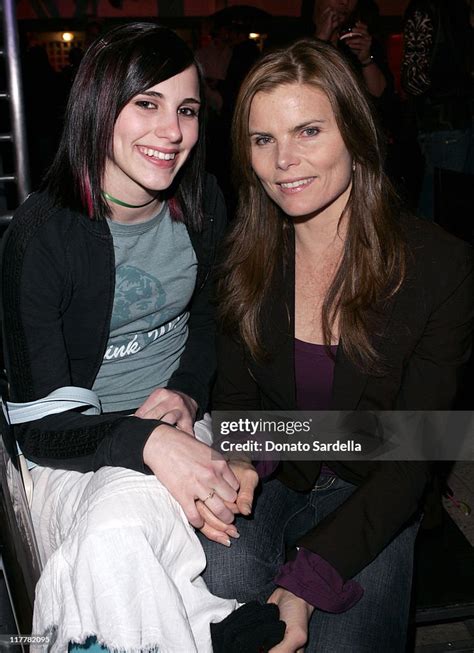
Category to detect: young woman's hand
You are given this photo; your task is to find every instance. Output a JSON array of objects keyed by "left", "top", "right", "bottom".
[
  {"left": 143, "top": 424, "right": 239, "bottom": 527},
  {"left": 196, "top": 459, "right": 258, "bottom": 544},
  {"left": 267, "top": 588, "right": 314, "bottom": 653},
  {"left": 341, "top": 21, "right": 372, "bottom": 64},
  {"left": 135, "top": 388, "right": 198, "bottom": 434}
]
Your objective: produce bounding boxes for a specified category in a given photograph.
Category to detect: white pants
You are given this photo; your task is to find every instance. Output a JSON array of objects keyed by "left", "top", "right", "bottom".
[{"left": 30, "top": 420, "right": 237, "bottom": 653}]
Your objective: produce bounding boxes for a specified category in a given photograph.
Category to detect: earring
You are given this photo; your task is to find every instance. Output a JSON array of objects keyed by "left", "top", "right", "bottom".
[{"left": 352, "top": 161, "right": 356, "bottom": 172}]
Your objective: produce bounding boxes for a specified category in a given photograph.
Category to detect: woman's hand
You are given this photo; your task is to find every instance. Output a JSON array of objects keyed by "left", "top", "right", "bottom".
[
  {"left": 267, "top": 588, "right": 314, "bottom": 653},
  {"left": 229, "top": 459, "right": 259, "bottom": 515},
  {"left": 341, "top": 21, "right": 372, "bottom": 64},
  {"left": 196, "top": 498, "right": 240, "bottom": 545},
  {"left": 196, "top": 460, "right": 259, "bottom": 545},
  {"left": 314, "top": 6, "right": 346, "bottom": 41},
  {"left": 135, "top": 388, "right": 197, "bottom": 434},
  {"left": 143, "top": 424, "right": 239, "bottom": 527}
]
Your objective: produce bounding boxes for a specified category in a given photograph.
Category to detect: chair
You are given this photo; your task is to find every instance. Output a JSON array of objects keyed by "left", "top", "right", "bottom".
[
  {"left": 410, "top": 508, "right": 474, "bottom": 652},
  {"left": 0, "top": 391, "right": 42, "bottom": 642}
]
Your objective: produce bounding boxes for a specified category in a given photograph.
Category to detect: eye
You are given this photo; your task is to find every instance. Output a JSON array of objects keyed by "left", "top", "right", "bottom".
[
  {"left": 253, "top": 135, "right": 273, "bottom": 146},
  {"left": 179, "top": 106, "right": 199, "bottom": 118},
  {"left": 134, "top": 100, "right": 157, "bottom": 110},
  {"left": 302, "top": 127, "right": 320, "bottom": 137}
]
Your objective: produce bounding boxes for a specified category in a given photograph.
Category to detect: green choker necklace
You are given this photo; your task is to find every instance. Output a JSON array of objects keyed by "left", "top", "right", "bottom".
[{"left": 102, "top": 191, "right": 158, "bottom": 209}]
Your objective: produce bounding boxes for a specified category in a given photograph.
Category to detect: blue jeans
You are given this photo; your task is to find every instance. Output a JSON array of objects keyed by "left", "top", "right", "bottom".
[
  {"left": 199, "top": 476, "right": 420, "bottom": 653},
  {"left": 418, "top": 127, "right": 472, "bottom": 220}
]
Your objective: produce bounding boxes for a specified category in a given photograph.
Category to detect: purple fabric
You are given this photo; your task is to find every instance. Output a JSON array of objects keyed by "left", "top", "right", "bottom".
[
  {"left": 254, "top": 460, "right": 279, "bottom": 478},
  {"left": 273, "top": 339, "right": 363, "bottom": 612},
  {"left": 255, "top": 341, "right": 337, "bottom": 480},
  {"left": 295, "top": 339, "right": 338, "bottom": 478},
  {"left": 275, "top": 548, "right": 364, "bottom": 613},
  {"left": 294, "top": 339, "right": 337, "bottom": 411}
]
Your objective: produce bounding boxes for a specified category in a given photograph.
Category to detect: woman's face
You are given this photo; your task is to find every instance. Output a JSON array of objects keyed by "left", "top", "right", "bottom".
[
  {"left": 248, "top": 83, "right": 353, "bottom": 223},
  {"left": 105, "top": 65, "right": 200, "bottom": 202},
  {"left": 316, "top": 0, "right": 357, "bottom": 22}
]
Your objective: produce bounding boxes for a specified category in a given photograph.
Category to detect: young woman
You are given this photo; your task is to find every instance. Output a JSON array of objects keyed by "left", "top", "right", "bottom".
[
  {"left": 1, "top": 22, "right": 265, "bottom": 653},
  {"left": 199, "top": 39, "right": 474, "bottom": 652}
]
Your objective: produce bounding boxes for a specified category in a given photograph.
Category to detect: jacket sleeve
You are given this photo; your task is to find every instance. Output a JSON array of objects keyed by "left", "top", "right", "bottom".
[
  {"left": 167, "top": 175, "right": 228, "bottom": 415},
  {"left": 1, "top": 203, "right": 163, "bottom": 474},
  {"left": 294, "top": 242, "right": 474, "bottom": 581}
]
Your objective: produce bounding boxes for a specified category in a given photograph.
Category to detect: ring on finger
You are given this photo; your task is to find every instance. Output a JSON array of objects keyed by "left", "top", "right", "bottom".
[{"left": 203, "top": 489, "right": 216, "bottom": 503}]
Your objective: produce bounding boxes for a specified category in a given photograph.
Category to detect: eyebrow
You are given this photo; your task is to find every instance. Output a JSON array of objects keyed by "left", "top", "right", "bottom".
[
  {"left": 139, "top": 91, "right": 201, "bottom": 105},
  {"left": 249, "top": 119, "right": 326, "bottom": 137},
  {"left": 293, "top": 119, "right": 326, "bottom": 131},
  {"left": 249, "top": 129, "right": 271, "bottom": 137}
]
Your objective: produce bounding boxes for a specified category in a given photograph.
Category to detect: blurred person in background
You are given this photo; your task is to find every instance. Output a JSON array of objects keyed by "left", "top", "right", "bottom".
[
  {"left": 401, "top": 0, "right": 473, "bottom": 220},
  {"left": 195, "top": 23, "right": 232, "bottom": 115},
  {"left": 310, "top": 0, "right": 416, "bottom": 207},
  {"left": 312, "top": 0, "right": 389, "bottom": 99}
]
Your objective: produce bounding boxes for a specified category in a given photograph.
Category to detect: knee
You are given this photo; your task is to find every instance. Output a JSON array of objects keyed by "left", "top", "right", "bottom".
[{"left": 199, "top": 535, "right": 276, "bottom": 603}]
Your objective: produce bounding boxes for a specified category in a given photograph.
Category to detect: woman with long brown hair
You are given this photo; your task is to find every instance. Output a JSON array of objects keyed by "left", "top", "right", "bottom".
[{"left": 198, "top": 39, "right": 474, "bottom": 652}]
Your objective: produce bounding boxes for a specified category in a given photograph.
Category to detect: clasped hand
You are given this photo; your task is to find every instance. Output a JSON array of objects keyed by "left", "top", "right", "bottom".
[
  {"left": 138, "top": 388, "right": 259, "bottom": 543},
  {"left": 143, "top": 428, "right": 258, "bottom": 543},
  {"left": 195, "top": 459, "right": 259, "bottom": 545}
]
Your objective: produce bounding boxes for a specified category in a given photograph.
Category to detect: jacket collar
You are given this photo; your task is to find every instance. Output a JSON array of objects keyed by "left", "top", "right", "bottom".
[{"left": 261, "top": 226, "right": 400, "bottom": 410}]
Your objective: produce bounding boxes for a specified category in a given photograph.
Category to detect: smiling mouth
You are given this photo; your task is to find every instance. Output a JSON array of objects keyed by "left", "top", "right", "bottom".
[
  {"left": 278, "top": 177, "right": 314, "bottom": 190},
  {"left": 137, "top": 146, "right": 177, "bottom": 161}
]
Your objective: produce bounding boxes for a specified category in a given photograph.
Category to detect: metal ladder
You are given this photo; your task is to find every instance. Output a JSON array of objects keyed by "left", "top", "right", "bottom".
[{"left": 0, "top": 0, "right": 30, "bottom": 227}]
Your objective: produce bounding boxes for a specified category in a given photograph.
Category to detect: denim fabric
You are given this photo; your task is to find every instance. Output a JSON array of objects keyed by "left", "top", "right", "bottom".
[
  {"left": 418, "top": 128, "right": 472, "bottom": 220},
  {"left": 199, "top": 476, "right": 420, "bottom": 653}
]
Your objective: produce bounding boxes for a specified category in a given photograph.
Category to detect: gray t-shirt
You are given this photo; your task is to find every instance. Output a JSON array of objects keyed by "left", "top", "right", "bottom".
[{"left": 92, "top": 203, "right": 197, "bottom": 412}]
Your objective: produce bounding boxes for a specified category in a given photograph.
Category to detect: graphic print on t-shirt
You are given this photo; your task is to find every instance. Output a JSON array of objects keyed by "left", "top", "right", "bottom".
[
  {"left": 92, "top": 203, "right": 197, "bottom": 411},
  {"left": 112, "top": 264, "right": 167, "bottom": 330}
]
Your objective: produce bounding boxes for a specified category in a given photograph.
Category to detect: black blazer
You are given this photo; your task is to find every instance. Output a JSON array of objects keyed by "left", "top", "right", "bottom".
[{"left": 213, "top": 217, "right": 474, "bottom": 580}]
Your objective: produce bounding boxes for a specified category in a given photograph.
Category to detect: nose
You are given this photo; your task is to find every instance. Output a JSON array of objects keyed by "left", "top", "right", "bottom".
[
  {"left": 154, "top": 109, "right": 183, "bottom": 144},
  {"left": 275, "top": 141, "right": 299, "bottom": 171}
]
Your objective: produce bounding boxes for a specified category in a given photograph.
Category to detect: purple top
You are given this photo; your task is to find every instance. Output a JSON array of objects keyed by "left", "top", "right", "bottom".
[
  {"left": 273, "top": 339, "right": 363, "bottom": 612},
  {"left": 295, "top": 339, "right": 337, "bottom": 479},
  {"left": 254, "top": 341, "right": 337, "bottom": 480},
  {"left": 294, "top": 339, "right": 337, "bottom": 410}
]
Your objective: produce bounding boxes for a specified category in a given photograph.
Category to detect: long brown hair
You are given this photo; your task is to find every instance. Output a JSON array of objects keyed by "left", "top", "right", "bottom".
[{"left": 219, "top": 38, "right": 406, "bottom": 373}]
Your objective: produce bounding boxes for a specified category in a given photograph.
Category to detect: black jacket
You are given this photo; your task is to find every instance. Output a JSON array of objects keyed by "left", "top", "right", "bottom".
[
  {"left": 213, "top": 217, "right": 474, "bottom": 580},
  {"left": 1, "top": 174, "right": 226, "bottom": 475}
]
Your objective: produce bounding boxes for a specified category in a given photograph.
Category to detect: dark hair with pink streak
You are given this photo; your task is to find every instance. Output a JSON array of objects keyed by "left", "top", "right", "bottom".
[{"left": 43, "top": 22, "right": 206, "bottom": 229}]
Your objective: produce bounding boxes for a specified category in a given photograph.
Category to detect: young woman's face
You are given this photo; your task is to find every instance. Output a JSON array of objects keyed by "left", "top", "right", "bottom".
[
  {"left": 105, "top": 65, "right": 200, "bottom": 202},
  {"left": 248, "top": 83, "right": 353, "bottom": 223}
]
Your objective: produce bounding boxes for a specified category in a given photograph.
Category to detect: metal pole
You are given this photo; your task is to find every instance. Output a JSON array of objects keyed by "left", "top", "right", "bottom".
[{"left": 2, "top": 0, "right": 31, "bottom": 203}]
